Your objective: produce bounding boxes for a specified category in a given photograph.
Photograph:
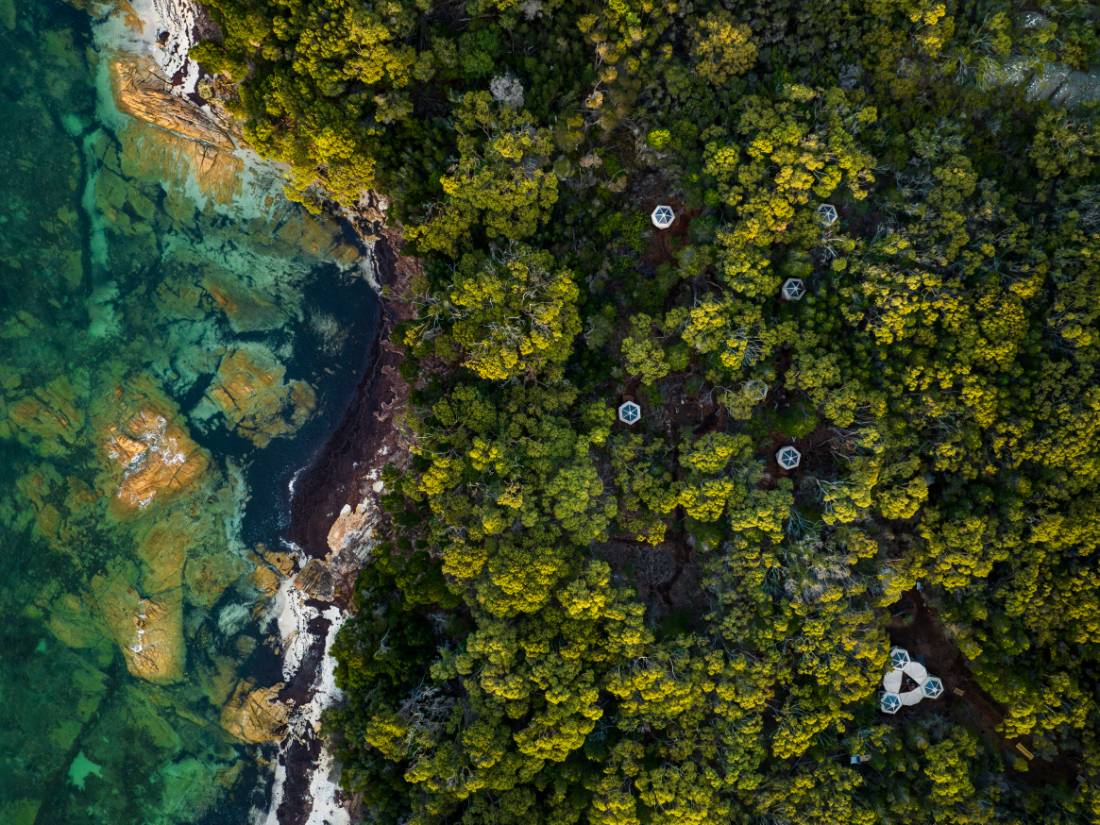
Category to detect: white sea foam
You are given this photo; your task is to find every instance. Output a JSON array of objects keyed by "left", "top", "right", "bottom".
[
  {"left": 288, "top": 467, "right": 305, "bottom": 499},
  {"left": 218, "top": 602, "right": 251, "bottom": 637},
  {"left": 257, "top": 550, "right": 359, "bottom": 825},
  {"left": 93, "top": 0, "right": 202, "bottom": 95},
  {"left": 297, "top": 606, "right": 351, "bottom": 825}
]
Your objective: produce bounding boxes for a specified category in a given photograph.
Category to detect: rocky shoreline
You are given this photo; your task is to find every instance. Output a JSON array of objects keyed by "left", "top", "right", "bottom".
[
  {"left": 86, "top": 1, "right": 415, "bottom": 822},
  {"left": 263, "top": 223, "right": 414, "bottom": 825}
]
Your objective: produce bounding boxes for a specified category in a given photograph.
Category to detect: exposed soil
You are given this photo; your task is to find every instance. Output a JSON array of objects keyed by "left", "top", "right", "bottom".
[
  {"left": 641, "top": 198, "right": 697, "bottom": 271},
  {"left": 595, "top": 533, "right": 702, "bottom": 632}
]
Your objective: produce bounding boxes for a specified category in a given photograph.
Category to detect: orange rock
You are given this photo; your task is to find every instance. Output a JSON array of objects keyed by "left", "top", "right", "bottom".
[
  {"left": 202, "top": 273, "right": 284, "bottom": 333},
  {"left": 249, "top": 545, "right": 296, "bottom": 596},
  {"left": 255, "top": 544, "right": 297, "bottom": 577},
  {"left": 251, "top": 563, "right": 281, "bottom": 597},
  {"left": 104, "top": 407, "right": 207, "bottom": 512},
  {"left": 120, "top": 592, "right": 185, "bottom": 684},
  {"left": 110, "top": 56, "right": 235, "bottom": 150},
  {"left": 91, "top": 564, "right": 185, "bottom": 685},
  {"left": 326, "top": 500, "right": 374, "bottom": 554},
  {"left": 14, "top": 465, "right": 85, "bottom": 551},
  {"left": 220, "top": 680, "right": 289, "bottom": 744},
  {"left": 116, "top": 0, "right": 145, "bottom": 34},
  {"left": 136, "top": 514, "right": 190, "bottom": 593}
]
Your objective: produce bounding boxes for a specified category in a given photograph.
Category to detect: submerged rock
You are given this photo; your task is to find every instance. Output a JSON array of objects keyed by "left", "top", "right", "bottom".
[
  {"left": 202, "top": 270, "right": 287, "bottom": 333},
  {"left": 220, "top": 680, "right": 290, "bottom": 744},
  {"left": 44, "top": 591, "right": 113, "bottom": 659},
  {"left": 198, "top": 654, "right": 240, "bottom": 708},
  {"left": 0, "top": 0, "right": 15, "bottom": 30},
  {"left": 102, "top": 397, "right": 208, "bottom": 513},
  {"left": 154, "top": 757, "right": 230, "bottom": 822},
  {"left": 91, "top": 561, "right": 185, "bottom": 684},
  {"left": 0, "top": 799, "right": 39, "bottom": 825},
  {"left": 0, "top": 634, "right": 109, "bottom": 825},
  {"left": 2, "top": 376, "right": 86, "bottom": 457},
  {"left": 135, "top": 513, "right": 191, "bottom": 592},
  {"left": 15, "top": 463, "right": 74, "bottom": 550},
  {"left": 202, "top": 344, "right": 316, "bottom": 447},
  {"left": 184, "top": 545, "right": 248, "bottom": 609}
]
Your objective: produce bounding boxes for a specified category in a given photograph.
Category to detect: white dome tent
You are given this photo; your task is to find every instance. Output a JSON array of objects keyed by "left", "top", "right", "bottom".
[
  {"left": 880, "top": 647, "right": 945, "bottom": 715},
  {"left": 618, "top": 401, "right": 641, "bottom": 425},
  {"left": 889, "top": 647, "right": 911, "bottom": 669},
  {"left": 817, "top": 203, "right": 838, "bottom": 226},
  {"left": 743, "top": 379, "right": 769, "bottom": 402},
  {"left": 776, "top": 445, "right": 801, "bottom": 470},
  {"left": 651, "top": 204, "right": 675, "bottom": 229},
  {"left": 781, "top": 278, "right": 806, "bottom": 301}
]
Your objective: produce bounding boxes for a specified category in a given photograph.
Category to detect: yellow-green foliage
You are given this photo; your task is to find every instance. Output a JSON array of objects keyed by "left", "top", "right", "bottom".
[{"left": 200, "top": 0, "right": 1100, "bottom": 820}]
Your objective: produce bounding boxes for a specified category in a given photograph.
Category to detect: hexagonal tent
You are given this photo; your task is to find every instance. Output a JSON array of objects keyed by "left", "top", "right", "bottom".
[
  {"left": 618, "top": 401, "right": 641, "bottom": 425},
  {"left": 743, "top": 379, "right": 768, "bottom": 402},
  {"left": 782, "top": 278, "right": 806, "bottom": 301},
  {"left": 881, "top": 693, "right": 902, "bottom": 714},
  {"left": 818, "top": 203, "right": 838, "bottom": 226},
  {"left": 651, "top": 205, "right": 675, "bottom": 229},
  {"left": 776, "top": 446, "right": 801, "bottom": 470},
  {"left": 922, "top": 677, "right": 944, "bottom": 699},
  {"left": 889, "top": 648, "right": 911, "bottom": 669}
]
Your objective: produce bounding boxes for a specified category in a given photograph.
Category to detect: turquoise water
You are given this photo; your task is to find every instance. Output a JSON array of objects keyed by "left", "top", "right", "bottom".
[{"left": 0, "top": 2, "right": 377, "bottom": 823}]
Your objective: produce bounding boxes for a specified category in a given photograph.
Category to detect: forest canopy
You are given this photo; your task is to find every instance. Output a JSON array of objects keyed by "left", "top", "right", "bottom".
[{"left": 195, "top": 0, "right": 1100, "bottom": 821}]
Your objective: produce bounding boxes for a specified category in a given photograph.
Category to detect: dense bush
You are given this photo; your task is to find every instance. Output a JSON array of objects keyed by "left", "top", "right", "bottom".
[{"left": 198, "top": 0, "right": 1100, "bottom": 821}]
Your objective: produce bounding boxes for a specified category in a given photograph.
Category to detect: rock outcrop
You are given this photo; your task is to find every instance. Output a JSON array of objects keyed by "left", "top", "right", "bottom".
[
  {"left": 220, "top": 681, "right": 290, "bottom": 744},
  {"left": 204, "top": 344, "right": 316, "bottom": 447},
  {"left": 110, "top": 56, "right": 236, "bottom": 148},
  {"left": 91, "top": 562, "right": 185, "bottom": 684},
  {"left": 296, "top": 559, "right": 335, "bottom": 602},
  {"left": 104, "top": 406, "right": 207, "bottom": 511},
  {"left": 326, "top": 500, "right": 376, "bottom": 555}
]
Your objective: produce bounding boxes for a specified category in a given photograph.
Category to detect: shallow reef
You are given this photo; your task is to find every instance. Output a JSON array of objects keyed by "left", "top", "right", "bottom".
[{"left": 0, "top": 1, "right": 375, "bottom": 822}]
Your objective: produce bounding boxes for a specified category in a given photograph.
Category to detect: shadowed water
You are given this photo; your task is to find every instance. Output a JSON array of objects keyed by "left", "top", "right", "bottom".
[{"left": 0, "top": 2, "right": 377, "bottom": 823}]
